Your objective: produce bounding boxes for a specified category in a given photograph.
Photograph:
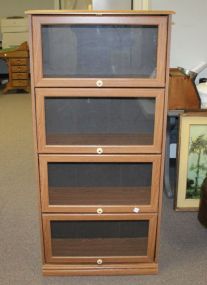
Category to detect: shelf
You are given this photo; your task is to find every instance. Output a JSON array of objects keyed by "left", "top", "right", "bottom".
[
  {"left": 49, "top": 186, "right": 151, "bottom": 206},
  {"left": 52, "top": 237, "right": 148, "bottom": 257},
  {"left": 45, "top": 74, "right": 154, "bottom": 78},
  {"left": 46, "top": 133, "right": 153, "bottom": 146}
]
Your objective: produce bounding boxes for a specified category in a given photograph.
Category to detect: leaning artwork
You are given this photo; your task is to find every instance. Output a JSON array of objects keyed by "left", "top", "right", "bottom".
[{"left": 176, "top": 113, "right": 207, "bottom": 210}]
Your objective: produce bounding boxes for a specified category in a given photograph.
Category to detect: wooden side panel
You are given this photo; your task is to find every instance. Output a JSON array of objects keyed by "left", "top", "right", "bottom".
[
  {"left": 28, "top": 15, "right": 45, "bottom": 264},
  {"left": 155, "top": 15, "right": 172, "bottom": 262}
]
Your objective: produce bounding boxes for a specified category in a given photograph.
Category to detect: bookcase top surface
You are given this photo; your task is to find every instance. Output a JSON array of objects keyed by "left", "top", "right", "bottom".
[{"left": 25, "top": 10, "right": 175, "bottom": 15}]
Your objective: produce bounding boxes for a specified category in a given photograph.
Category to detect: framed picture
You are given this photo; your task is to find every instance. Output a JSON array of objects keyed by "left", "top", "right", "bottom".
[{"left": 176, "top": 113, "right": 207, "bottom": 210}]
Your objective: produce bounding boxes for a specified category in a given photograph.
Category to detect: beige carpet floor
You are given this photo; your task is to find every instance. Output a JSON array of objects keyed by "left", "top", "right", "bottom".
[{"left": 0, "top": 92, "right": 207, "bottom": 285}]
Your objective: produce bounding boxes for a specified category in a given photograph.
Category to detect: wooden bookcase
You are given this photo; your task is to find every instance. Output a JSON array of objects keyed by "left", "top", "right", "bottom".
[{"left": 27, "top": 10, "right": 173, "bottom": 276}]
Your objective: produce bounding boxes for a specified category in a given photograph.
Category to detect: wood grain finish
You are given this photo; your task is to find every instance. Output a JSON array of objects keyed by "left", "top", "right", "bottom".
[
  {"left": 26, "top": 10, "right": 175, "bottom": 15},
  {"left": 10, "top": 58, "right": 28, "bottom": 65},
  {"left": 28, "top": 14, "right": 45, "bottom": 264},
  {"left": 155, "top": 15, "right": 172, "bottom": 262},
  {"left": 168, "top": 68, "right": 200, "bottom": 110},
  {"left": 42, "top": 262, "right": 158, "bottom": 276},
  {"left": 32, "top": 15, "right": 168, "bottom": 88},
  {"left": 11, "top": 65, "right": 29, "bottom": 72},
  {"left": 12, "top": 80, "right": 29, "bottom": 87},
  {"left": 28, "top": 11, "right": 172, "bottom": 275},
  {"left": 0, "top": 42, "right": 30, "bottom": 93},
  {"left": 49, "top": 186, "right": 151, "bottom": 206},
  {"left": 42, "top": 213, "right": 157, "bottom": 264},
  {"left": 35, "top": 88, "right": 164, "bottom": 154},
  {"left": 39, "top": 154, "right": 161, "bottom": 213},
  {"left": 52, "top": 238, "right": 148, "bottom": 258},
  {"left": 12, "top": 73, "right": 29, "bottom": 79},
  {"left": 0, "top": 50, "right": 28, "bottom": 58},
  {"left": 46, "top": 134, "right": 153, "bottom": 146}
]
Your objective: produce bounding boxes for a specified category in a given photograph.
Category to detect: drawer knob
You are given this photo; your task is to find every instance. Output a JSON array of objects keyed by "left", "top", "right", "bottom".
[
  {"left": 97, "top": 147, "right": 103, "bottom": 155},
  {"left": 133, "top": 207, "right": 140, "bottom": 213},
  {"left": 97, "top": 208, "right": 103, "bottom": 214},
  {"left": 96, "top": 80, "right": 103, "bottom": 87},
  {"left": 97, "top": 259, "right": 103, "bottom": 265}
]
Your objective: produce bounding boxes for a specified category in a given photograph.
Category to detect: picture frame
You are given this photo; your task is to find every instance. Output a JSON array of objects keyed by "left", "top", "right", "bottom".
[{"left": 176, "top": 113, "right": 207, "bottom": 211}]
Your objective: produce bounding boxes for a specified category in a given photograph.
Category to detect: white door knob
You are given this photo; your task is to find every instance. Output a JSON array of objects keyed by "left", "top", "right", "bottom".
[
  {"left": 133, "top": 207, "right": 140, "bottom": 213},
  {"left": 97, "top": 208, "right": 103, "bottom": 214},
  {"left": 97, "top": 259, "right": 103, "bottom": 265},
  {"left": 96, "top": 80, "right": 103, "bottom": 87},
  {"left": 97, "top": 147, "right": 103, "bottom": 154}
]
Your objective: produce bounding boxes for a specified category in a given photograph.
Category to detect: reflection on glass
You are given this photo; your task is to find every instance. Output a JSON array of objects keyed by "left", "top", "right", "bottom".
[
  {"left": 51, "top": 220, "right": 149, "bottom": 257},
  {"left": 48, "top": 162, "right": 152, "bottom": 206},
  {"left": 45, "top": 97, "right": 155, "bottom": 146},
  {"left": 42, "top": 25, "right": 158, "bottom": 78}
]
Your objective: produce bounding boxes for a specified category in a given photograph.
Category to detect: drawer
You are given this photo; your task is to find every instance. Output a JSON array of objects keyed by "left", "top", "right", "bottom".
[
  {"left": 33, "top": 15, "right": 167, "bottom": 88},
  {"left": 11, "top": 65, "right": 29, "bottom": 72},
  {"left": 12, "top": 73, "right": 29, "bottom": 80},
  {"left": 12, "top": 80, "right": 29, "bottom": 87},
  {"left": 2, "top": 51, "right": 28, "bottom": 58},
  {"left": 36, "top": 88, "right": 164, "bottom": 154},
  {"left": 39, "top": 154, "right": 161, "bottom": 213},
  {"left": 42, "top": 213, "right": 157, "bottom": 264},
  {"left": 10, "top": 58, "right": 28, "bottom": 65}
]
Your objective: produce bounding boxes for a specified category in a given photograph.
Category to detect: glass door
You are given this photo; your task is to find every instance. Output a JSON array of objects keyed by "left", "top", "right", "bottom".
[
  {"left": 36, "top": 88, "right": 164, "bottom": 154},
  {"left": 32, "top": 15, "right": 167, "bottom": 87},
  {"left": 39, "top": 154, "right": 161, "bottom": 213},
  {"left": 43, "top": 213, "right": 157, "bottom": 264}
]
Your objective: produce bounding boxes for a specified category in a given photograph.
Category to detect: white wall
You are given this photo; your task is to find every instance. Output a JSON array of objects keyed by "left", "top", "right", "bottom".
[
  {"left": 0, "top": 0, "right": 54, "bottom": 19},
  {"left": 150, "top": 0, "right": 207, "bottom": 77},
  {"left": 0, "top": 0, "right": 55, "bottom": 40},
  {"left": 93, "top": 0, "right": 131, "bottom": 10}
]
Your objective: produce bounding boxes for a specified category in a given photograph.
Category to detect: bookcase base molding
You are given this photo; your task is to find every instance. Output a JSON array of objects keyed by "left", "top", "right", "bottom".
[{"left": 42, "top": 263, "right": 158, "bottom": 276}]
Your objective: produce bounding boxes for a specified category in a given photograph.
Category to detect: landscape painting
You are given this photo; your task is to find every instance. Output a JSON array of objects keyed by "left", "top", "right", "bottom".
[
  {"left": 186, "top": 125, "right": 207, "bottom": 199},
  {"left": 176, "top": 115, "right": 207, "bottom": 210}
]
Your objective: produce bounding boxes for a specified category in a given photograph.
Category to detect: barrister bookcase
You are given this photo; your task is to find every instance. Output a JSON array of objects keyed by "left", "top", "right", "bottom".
[{"left": 26, "top": 10, "right": 173, "bottom": 276}]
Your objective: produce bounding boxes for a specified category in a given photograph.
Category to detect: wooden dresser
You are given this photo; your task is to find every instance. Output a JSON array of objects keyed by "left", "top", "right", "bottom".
[
  {"left": 0, "top": 42, "right": 30, "bottom": 93},
  {"left": 27, "top": 10, "right": 173, "bottom": 276}
]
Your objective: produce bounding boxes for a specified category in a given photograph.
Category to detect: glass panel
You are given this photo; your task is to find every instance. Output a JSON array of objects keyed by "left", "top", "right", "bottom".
[
  {"left": 51, "top": 220, "right": 149, "bottom": 257},
  {"left": 48, "top": 162, "right": 152, "bottom": 206},
  {"left": 45, "top": 97, "right": 155, "bottom": 146},
  {"left": 42, "top": 25, "right": 158, "bottom": 78}
]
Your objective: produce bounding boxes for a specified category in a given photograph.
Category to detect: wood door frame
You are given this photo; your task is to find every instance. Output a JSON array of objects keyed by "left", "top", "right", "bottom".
[
  {"left": 32, "top": 14, "right": 167, "bottom": 87},
  {"left": 35, "top": 88, "right": 164, "bottom": 154},
  {"left": 42, "top": 213, "right": 157, "bottom": 264},
  {"left": 39, "top": 154, "right": 161, "bottom": 213}
]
